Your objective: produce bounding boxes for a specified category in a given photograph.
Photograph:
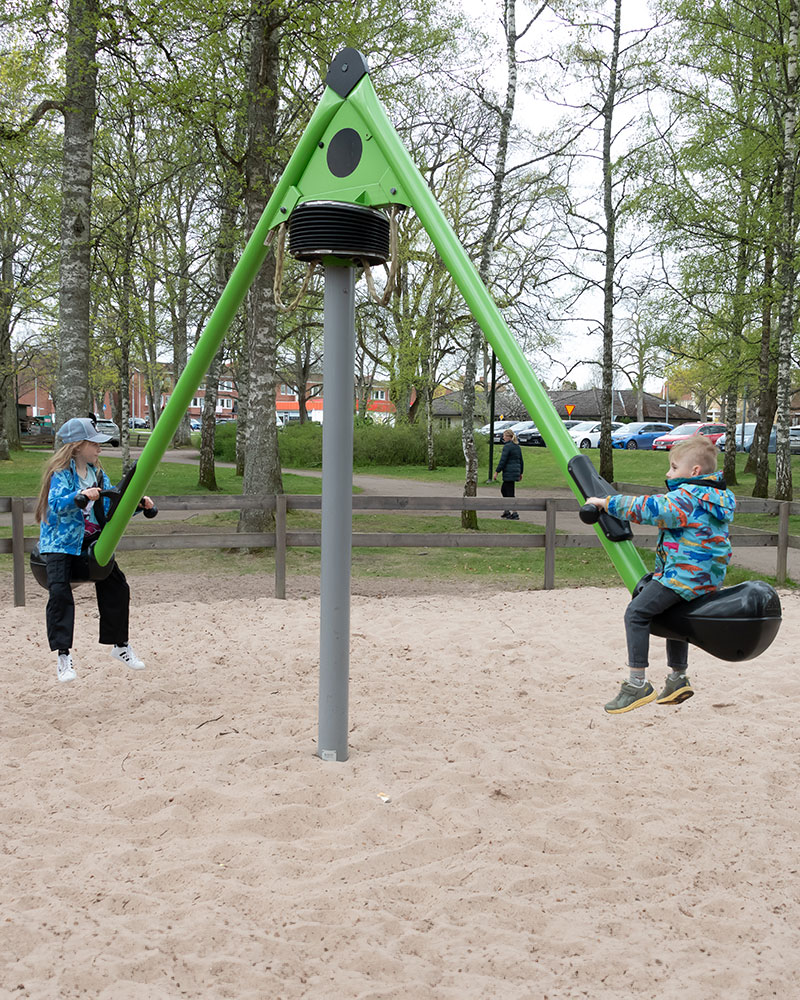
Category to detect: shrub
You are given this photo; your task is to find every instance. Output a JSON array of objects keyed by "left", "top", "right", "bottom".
[
  {"left": 278, "top": 421, "right": 323, "bottom": 467},
  {"left": 212, "top": 421, "right": 238, "bottom": 462},
  {"left": 213, "top": 418, "right": 488, "bottom": 469}
]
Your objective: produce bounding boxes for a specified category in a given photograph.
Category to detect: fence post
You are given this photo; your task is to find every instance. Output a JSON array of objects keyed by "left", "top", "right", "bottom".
[
  {"left": 777, "top": 501, "right": 789, "bottom": 586},
  {"left": 275, "top": 494, "right": 287, "bottom": 599},
  {"left": 544, "top": 499, "right": 556, "bottom": 590},
  {"left": 12, "top": 497, "right": 26, "bottom": 608}
]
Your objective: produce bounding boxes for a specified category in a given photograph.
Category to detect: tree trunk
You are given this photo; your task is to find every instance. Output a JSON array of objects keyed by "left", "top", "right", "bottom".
[
  {"left": 598, "top": 0, "right": 622, "bottom": 484},
  {"left": 235, "top": 356, "right": 248, "bottom": 477},
  {"left": 775, "top": 0, "right": 798, "bottom": 501},
  {"left": 199, "top": 348, "right": 223, "bottom": 490},
  {"left": 56, "top": 0, "right": 98, "bottom": 427},
  {"left": 239, "top": 4, "right": 283, "bottom": 535},
  {"left": 0, "top": 238, "right": 13, "bottom": 460},
  {"left": 142, "top": 275, "right": 162, "bottom": 429},
  {"left": 170, "top": 211, "right": 191, "bottom": 447},
  {"left": 199, "top": 194, "right": 237, "bottom": 490},
  {"left": 462, "top": 0, "right": 520, "bottom": 528},
  {"left": 751, "top": 242, "right": 776, "bottom": 496}
]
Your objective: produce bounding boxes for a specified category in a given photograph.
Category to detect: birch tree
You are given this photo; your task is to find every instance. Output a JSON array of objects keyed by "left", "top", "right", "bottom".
[
  {"left": 56, "top": 0, "right": 99, "bottom": 425},
  {"left": 775, "top": 0, "right": 799, "bottom": 500}
]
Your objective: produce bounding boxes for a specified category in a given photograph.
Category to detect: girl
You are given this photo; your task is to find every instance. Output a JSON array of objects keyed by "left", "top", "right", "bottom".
[
  {"left": 493, "top": 428, "right": 524, "bottom": 519},
  {"left": 35, "top": 417, "right": 153, "bottom": 683}
]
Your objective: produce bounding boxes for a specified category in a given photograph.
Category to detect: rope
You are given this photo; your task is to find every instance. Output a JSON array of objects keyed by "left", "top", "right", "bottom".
[
  {"left": 273, "top": 223, "right": 318, "bottom": 313},
  {"left": 361, "top": 205, "right": 401, "bottom": 306}
]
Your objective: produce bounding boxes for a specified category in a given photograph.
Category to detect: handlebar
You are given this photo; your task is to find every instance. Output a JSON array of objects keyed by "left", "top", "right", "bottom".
[
  {"left": 75, "top": 472, "right": 158, "bottom": 527},
  {"left": 579, "top": 503, "right": 601, "bottom": 525}
]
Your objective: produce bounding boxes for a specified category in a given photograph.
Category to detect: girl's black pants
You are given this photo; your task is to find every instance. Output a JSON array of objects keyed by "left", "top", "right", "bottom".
[{"left": 44, "top": 553, "right": 130, "bottom": 651}]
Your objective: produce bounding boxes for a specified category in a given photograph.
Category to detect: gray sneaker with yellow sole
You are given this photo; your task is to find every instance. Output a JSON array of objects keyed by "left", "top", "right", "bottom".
[
  {"left": 604, "top": 680, "right": 657, "bottom": 714},
  {"left": 656, "top": 673, "right": 694, "bottom": 705}
]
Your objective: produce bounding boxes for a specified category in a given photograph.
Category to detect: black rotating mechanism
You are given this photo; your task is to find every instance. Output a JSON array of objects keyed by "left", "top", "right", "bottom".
[{"left": 288, "top": 201, "right": 390, "bottom": 266}]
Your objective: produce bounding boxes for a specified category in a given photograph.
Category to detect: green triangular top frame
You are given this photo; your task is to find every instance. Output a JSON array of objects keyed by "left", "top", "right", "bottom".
[{"left": 94, "top": 48, "right": 647, "bottom": 592}]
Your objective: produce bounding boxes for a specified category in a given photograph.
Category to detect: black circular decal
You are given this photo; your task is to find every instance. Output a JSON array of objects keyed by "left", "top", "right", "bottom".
[{"left": 326, "top": 128, "right": 363, "bottom": 178}]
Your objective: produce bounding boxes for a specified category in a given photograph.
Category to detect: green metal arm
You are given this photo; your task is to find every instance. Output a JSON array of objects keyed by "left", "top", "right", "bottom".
[
  {"left": 347, "top": 76, "right": 647, "bottom": 592},
  {"left": 93, "top": 88, "right": 346, "bottom": 565},
  {"left": 94, "top": 53, "right": 646, "bottom": 592}
]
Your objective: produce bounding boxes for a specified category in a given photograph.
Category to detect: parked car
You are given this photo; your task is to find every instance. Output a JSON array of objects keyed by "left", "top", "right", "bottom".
[
  {"left": 717, "top": 423, "right": 778, "bottom": 454},
  {"left": 611, "top": 421, "right": 673, "bottom": 450},
  {"left": 20, "top": 416, "right": 56, "bottom": 445},
  {"left": 95, "top": 419, "right": 120, "bottom": 446},
  {"left": 516, "top": 424, "right": 541, "bottom": 445},
  {"left": 651, "top": 421, "right": 727, "bottom": 450},
  {"left": 521, "top": 419, "right": 584, "bottom": 447},
  {"left": 792, "top": 427, "right": 800, "bottom": 454},
  {"left": 128, "top": 416, "right": 148, "bottom": 429},
  {"left": 493, "top": 419, "right": 535, "bottom": 444},
  {"left": 477, "top": 420, "right": 517, "bottom": 436},
  {"left": 568, "top": 420, "right": 623, "bottom": 449},
  {"left": 189, "top": 418, "right": 201, "bottom": 430}
]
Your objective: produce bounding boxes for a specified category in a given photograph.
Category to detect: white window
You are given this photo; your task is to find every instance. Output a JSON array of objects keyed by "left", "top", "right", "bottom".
[
  {"left": 373, "top": 389, "right": 386, "bottom": 400},
  {"left": 219, "top": 380, "right": 234, "bottom": 392},
  {"left": 191, "top": 397, "right": 201, "bottom": 408}
]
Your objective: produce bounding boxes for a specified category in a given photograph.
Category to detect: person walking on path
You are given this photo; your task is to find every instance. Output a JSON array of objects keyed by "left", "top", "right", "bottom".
[
  {"left": 35, "top": 417, "right": 154, "bottom": 684},
  {"left": 493, "top": 428, "right": 524, "bottom": 519}
]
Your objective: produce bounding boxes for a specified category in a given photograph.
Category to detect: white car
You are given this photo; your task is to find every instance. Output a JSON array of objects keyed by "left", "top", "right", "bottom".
[{"left": 569, "top": 420, "right": 623, "bottom": 449}]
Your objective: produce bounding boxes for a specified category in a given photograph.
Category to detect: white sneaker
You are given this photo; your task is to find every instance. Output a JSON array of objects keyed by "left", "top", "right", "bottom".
[
  {"left": 57, "top": 652, "right": 76, "bottom": 683},
  {"left": 110, "top": 643, "right": 146, "bottom": 670}
]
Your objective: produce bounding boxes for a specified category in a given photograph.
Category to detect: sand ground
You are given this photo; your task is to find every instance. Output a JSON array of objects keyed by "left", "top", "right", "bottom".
[{"left": 1, "top": 573, "right": 799, "bottom": 999}]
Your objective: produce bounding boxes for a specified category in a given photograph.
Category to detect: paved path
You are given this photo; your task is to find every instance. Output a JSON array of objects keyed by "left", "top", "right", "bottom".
[
  {"left": 135, "top": 448, "right": 796, "bottom": 580},
  {"left": 9, "top": 446, "right": 796, "bottom": 581}
]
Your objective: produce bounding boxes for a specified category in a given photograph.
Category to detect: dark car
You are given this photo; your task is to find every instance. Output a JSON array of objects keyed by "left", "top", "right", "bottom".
[
  {"left": 516, "top": 424, "right": 541, "bottom": 446},
  {"left": 520, "top": 419, "right": 584, "bottom": 447},
  {"left": 717, "top": 423, "right": 779, "bottom": 454},
  {"left": 95, "top": 418, "right": 120, "bottom": 446},
  {"left": 128, "top": 416, "right": 148, "bottom": 429},
  {"left": 493, "top": 419, "right": 535, "bottom": 444},
  {"left": 477, "top": 419, "right": 516, "bottom": 437}
]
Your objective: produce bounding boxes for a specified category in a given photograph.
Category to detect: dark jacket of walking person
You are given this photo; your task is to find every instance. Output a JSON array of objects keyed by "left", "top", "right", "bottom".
[{"left": 493, "top": 429, "right": 524, "bottom": 519}]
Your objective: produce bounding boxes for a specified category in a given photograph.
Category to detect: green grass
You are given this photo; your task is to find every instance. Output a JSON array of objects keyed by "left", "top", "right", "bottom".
[
  {"left": 2, "top": 445, "right": 795, "bottom": 591},
  {"left": 7, "top": 441, "right": 800, "bottom": 497},
  {"left": 0, "top": 449, "right": 320, "bottom": 498}
]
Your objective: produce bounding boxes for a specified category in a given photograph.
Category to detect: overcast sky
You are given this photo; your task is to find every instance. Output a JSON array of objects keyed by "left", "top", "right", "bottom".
[{"left": 455, "top": 0, "right": 666, "bottom": 394}]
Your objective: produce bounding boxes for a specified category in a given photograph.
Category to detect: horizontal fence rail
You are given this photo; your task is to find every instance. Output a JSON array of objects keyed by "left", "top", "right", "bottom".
[{"left": 3, "top": 491, "right": 798, "bottom": 607}]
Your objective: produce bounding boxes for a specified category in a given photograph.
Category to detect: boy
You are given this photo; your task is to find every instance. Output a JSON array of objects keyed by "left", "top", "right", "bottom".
[{"left": 586, "top": 435, "right": 736, "bottom": 714}]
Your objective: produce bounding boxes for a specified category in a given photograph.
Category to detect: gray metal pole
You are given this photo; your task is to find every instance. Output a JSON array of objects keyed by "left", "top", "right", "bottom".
[{"left": 317, "top": 264, "right": 355, "bottom": 761}]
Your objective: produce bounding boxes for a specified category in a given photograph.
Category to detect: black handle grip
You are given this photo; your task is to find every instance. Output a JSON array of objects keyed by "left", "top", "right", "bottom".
[
  {"left": 75, "top": 492, "right": 89, "bottom": 509},
  {"left": 143, "top": 505, "right": 158, "bottom": 519},
  {"left": 579, "top": 503, "right": 601, "bottom": 524}
]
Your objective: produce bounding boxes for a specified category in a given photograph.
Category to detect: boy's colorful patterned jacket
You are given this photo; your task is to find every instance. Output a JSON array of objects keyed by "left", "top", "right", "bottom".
[
  {"left": 606, "top": 471, "right": 735, "bottom": 601},
  {"left": 39, "top": 462, "right": 115, "bottom": 555}
]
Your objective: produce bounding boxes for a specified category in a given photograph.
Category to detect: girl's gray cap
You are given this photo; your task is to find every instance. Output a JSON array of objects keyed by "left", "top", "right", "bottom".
[{"left": 57, "top": 417, "right": 112, "bottom": 443}]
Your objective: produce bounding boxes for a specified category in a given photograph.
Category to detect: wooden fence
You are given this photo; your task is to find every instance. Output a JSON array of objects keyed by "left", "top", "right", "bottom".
[{"left": 2, "top": 490, "right": 798, "bottom": 608}]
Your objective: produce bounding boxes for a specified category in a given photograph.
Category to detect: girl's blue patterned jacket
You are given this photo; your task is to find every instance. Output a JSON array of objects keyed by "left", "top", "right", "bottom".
[
  {"left": 39, "top": 462, "right": 115, "bottom": 555},
  {"left": 606, "top": 471, "right": 736, "bottom": 600}
]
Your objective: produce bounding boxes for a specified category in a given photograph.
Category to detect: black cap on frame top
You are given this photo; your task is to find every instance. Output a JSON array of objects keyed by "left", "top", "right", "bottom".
[{"left": 326, "top": 48, "right": 370, "bottom": 97}]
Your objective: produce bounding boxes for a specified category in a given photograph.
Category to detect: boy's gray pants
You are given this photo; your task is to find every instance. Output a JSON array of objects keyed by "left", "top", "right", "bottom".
[{"left": 625, "top": 578, "right": 689, "bottom": 671}]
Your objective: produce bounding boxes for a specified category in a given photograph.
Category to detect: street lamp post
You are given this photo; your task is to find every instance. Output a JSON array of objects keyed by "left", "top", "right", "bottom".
[{"left": 659, "top": 381, "right": 670, "bottom": 423}]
